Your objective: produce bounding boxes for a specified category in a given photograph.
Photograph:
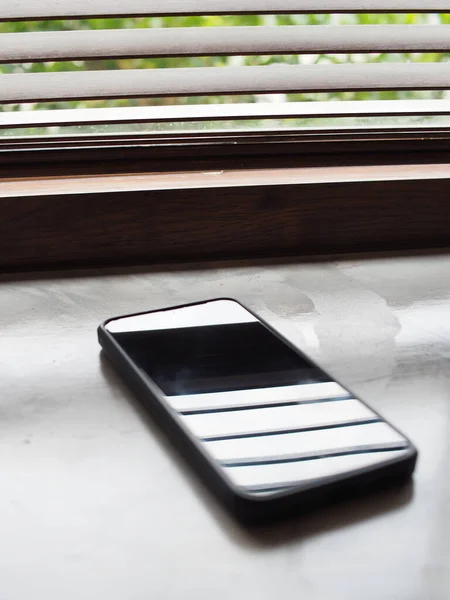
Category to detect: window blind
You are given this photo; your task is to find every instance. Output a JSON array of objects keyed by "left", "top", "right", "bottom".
[
  {"left": 1, "top": 1, "right": 449, "bottom": 131},
  {"left": 1, "top": 1, "right": 449, "bottom": 20}
]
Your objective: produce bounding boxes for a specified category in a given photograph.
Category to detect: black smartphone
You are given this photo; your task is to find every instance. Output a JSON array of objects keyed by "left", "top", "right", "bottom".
[{"left": 98, "top": 298, "right": 417, "bottom": 523}]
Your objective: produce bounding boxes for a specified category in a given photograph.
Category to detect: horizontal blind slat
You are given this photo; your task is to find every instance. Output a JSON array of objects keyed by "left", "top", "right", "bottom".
[
  {"left": 1, "top": 63, "right": 450, "bottom": 104},
  {"left": 2, "top": 100, "right": 450, "bottom": 129},
  {"left": 1, "top": 1, "right": 449, "bottom": 21},
  {"left": 2, "top": 26, "right": 450, "bottom": 63}
]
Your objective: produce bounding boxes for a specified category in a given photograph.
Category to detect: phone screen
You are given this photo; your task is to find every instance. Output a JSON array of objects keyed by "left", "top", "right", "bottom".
[{"left": 106, "top": 300, "right": 410, "bottom": 494}]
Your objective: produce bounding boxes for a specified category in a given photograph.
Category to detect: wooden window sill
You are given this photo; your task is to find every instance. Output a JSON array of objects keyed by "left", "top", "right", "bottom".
[{"left": 1, "top": 162, "right": 450, "bottom": 272}]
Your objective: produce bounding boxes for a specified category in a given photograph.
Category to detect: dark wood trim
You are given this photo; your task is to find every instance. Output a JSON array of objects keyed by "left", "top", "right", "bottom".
[
  {"left": 2, "top": 130, "right": 450, "bottom": 178},
  {"left": 4, "top": 127, "right": 450, "bottom": 146},
  {"left": 2, "top": 164, "right": 450, "bottom": 271}
]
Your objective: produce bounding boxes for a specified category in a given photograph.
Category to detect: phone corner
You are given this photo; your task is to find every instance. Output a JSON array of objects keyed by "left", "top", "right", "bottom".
[{"left": 96, "top": 319, "right": 113, "bottom": 348}]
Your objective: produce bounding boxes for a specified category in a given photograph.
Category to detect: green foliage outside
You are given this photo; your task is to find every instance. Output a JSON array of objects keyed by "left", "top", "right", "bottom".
[{"left": 0, "top": 13, "right": 449, "bottom": 114}]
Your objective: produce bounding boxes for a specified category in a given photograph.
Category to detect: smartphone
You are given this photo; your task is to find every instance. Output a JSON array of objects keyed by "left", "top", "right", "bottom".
[{"left": 98, "top": 298, "right": 417, "bottom": 523}]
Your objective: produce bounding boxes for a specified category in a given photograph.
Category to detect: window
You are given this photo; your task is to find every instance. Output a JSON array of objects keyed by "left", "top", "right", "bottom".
[{"left": 1, "top": 2, "right": 450, "bottom": 271}]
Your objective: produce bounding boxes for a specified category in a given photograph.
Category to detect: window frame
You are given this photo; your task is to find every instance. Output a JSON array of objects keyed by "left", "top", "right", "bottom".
[
  {"left": 2, "top": 7, "right": 450, "bottom": 271},
  {"left": 3, "top": 125, "right": 450, "bottom": 174},
  {"left": 1, "top": 139, "right": 450, "bottom": 272}
]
